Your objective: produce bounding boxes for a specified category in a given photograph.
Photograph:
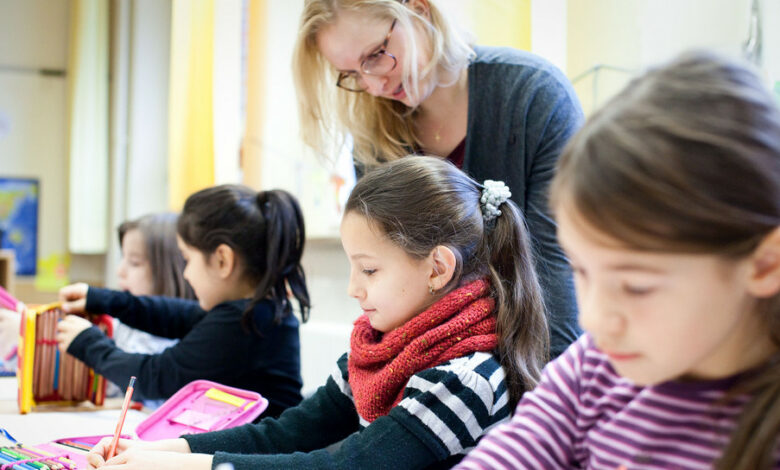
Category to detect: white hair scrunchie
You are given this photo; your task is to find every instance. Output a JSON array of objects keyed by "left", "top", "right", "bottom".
[{"left": 480, "top": 180, "right": 511, "bottom": 224}]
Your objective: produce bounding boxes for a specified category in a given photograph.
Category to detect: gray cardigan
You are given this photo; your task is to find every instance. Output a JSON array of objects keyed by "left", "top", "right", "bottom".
[{"left": 463, "top": 46, "right": 583, "bottom": 358}]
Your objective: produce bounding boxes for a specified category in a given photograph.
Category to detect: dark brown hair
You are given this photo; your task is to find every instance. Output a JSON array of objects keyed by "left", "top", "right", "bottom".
[
  {"left": 118, "top": 213, "right": 195, "bottom": 300},
  {"left": 550, "top": 51, "right": 780, "bottom": 468},
  {"left": 177, "top": 185, "right": 311, "bottom": 332},
  {"left": 346, "top": 156, "right": 549, "bottom": 408}
]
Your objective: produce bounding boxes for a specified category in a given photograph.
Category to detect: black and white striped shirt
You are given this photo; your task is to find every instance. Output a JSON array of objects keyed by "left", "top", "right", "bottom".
[{"left": 332, "top": 351, "right": 510, "bottom": 457}]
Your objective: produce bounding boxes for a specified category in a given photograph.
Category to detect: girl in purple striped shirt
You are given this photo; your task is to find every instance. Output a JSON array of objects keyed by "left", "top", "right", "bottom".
[{"left": 456, "top": 51, "right": 780, "bottom": 470}]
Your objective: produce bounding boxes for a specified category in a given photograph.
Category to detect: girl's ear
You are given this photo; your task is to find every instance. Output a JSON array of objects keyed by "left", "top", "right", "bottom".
[
  {"left": 748, "top": 227, "right": 780, "bottom": 298},
  {"left": 213, "top": 243, "right": 237, "bottom": 279},
  {"left": 429, "top": 245, "right": 456, "bottom": 291}
]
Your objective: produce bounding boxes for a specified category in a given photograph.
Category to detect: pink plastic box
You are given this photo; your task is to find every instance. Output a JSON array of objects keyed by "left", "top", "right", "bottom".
[
  {"left": 135, "top": 379, "right": 267, "bottom": 439},
  {"left": 34, "top": 380, "right": 267, "bottom": 469}
]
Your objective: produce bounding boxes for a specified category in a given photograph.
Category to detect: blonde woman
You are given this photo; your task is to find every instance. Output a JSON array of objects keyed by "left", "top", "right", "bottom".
[{"left": 293, "top": 0, "right": 583, "bottom": 358}]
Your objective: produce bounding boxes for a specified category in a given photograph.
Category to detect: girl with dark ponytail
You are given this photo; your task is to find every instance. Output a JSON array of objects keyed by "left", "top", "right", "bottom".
[
  {"left": 83, "top": 157, "right": 548, "bottom": 470},
  {"left": 457, "top": 51, "right": 780, "bottom": 469},
  {"left": 57, "top": 185, "right": 310, "bottom": 419},
  {"left": 339, "top": 158, "right": 548, "bottom": 409}
]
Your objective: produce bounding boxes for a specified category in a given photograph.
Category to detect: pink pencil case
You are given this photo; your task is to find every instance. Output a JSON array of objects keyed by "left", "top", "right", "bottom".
[
  {"left": 35, "top": 380, "right": 267, "bottom": 468},
  {"left": 135, "top": 379, "right": 267, "bottom": 439},
  {"left": 32, "top": 435, "right": 132, "bottom": 469}
]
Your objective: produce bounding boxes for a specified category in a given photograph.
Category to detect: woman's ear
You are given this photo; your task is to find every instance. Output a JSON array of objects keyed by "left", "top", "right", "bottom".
[
  {"left": 429, "top": 245, "right": 456, "bottom": 291},
  {"left": 213, "top": 244, "right": 237, "bottom": 280},
  {"left": 406, "top": 0, "right": 431, "bottom": 19},
  {"left": 748, "top": 227, "right": 780, "bottom": 298}
]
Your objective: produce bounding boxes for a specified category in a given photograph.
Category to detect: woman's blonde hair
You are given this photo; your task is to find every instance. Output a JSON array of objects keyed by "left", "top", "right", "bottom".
[{"left": 293, "top": 0, "right": 474, "bottom": 167}]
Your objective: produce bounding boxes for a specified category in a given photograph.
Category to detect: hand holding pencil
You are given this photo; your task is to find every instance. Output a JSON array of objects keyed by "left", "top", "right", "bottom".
[
  {"left": 87, "top": 437, "right": 202, "bottom": 469},
  {"left": 86, "top": 375, "right": 211, "bottom": 469}
]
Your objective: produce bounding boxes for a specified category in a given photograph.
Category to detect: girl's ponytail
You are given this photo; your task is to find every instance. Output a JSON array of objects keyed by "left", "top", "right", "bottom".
[
  {"left": 479, "top": 192, "right": 548, "bottom": 409},
  {"left": 718, "top": 290, "right": 780, "bottom": 468},
  {"left": 243, "top": 190, "right": 311, "bottom": 333},
  {"left": 178, "top": 184, "right": 311, "bottom": 335}
]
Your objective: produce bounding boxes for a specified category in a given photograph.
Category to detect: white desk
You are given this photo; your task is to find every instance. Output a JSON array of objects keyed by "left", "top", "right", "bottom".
[{"left": 0, "top": 376, "right": 148, "bottom": 444}]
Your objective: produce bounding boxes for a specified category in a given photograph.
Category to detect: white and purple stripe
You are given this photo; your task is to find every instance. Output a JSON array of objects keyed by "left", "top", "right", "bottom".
[{"left": 456, "top": 334, "right": 779, "bottom": 470}]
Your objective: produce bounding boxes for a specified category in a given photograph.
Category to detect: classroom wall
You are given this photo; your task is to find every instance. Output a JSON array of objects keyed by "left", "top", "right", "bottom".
[
  {"left": 0, "top": 0, "right": 71, "bottom": 301},
  {"left": 299, "top": 239, "right": 354, "bottom": 395},
  {"left": 567, "top": 0, "right": 754, "bottom": 114},
  {"left": 531, "top": 0, "right": 567, "bottom": 73},
  {"left": 765, "top": 1, "right": 780, "bottom": 88}
]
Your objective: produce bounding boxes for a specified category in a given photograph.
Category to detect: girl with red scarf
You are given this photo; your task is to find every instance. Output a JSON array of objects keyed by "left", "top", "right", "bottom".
[{"left": 86, "top": 156, "right": 549, "bottom": 470}]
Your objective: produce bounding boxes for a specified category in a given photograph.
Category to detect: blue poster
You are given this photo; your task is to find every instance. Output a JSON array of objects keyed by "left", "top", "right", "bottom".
[{"left": 0, "top": 178, "right": 38, "bottom": 275}]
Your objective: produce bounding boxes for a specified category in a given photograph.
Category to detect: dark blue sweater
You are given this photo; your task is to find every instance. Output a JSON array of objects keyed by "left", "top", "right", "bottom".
[{"left": 67, "top": 287, "right": 302, "bottom": 418}]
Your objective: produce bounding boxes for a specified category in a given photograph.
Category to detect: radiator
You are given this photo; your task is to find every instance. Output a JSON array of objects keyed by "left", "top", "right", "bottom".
[{"left": 299, "top": 321, "right": 353, "bottom": 397}]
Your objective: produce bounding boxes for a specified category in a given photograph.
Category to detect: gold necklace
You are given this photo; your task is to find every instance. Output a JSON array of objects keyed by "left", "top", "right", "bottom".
[{"left": 416, "top": 112, "right": 445, "bottom": 143}]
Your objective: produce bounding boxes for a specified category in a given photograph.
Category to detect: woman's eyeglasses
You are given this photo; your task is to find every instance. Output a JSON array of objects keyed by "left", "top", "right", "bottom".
[{"left": 336, "top": 19, "right": 398, "bottom": 92}]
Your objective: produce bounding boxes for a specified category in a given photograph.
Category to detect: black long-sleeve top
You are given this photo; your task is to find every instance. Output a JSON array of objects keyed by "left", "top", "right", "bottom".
[{"left": 67, "top": 287, "right": 303, "bottom": 418}]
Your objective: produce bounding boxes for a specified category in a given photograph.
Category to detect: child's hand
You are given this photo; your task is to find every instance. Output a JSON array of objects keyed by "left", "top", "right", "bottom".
[
  {"left": 59, "top": 282, "right": 89, "bottom": 314},
  {"left": 55, "top": 314, "right": 94, "bottom": 352},
  {"left": 92, "top": 450, "right": 212, "bottom": 470},
  {"left": 87, "top": 437, "right": 132, "bottom": 468},
  {"left": 0, "top": 308, "right": 20, "bottom": 359},
  {"left": 87, "top": 438, "right": 195, "bottom": 469}
]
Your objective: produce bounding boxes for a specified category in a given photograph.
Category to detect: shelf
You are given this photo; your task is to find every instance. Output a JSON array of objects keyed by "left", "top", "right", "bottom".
[{"left": 0, "top": 249, "right": 14, "bottom": 296}]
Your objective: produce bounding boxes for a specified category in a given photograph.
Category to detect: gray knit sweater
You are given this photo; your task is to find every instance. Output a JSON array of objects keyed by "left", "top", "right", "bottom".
[{"left": 464, "top": 46, "right": 584, "bottom": 358}]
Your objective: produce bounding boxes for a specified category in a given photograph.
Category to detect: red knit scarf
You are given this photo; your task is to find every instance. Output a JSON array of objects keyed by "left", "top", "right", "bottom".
[{"left": 348, "top": 279, "right": 498, "bottom": 422}]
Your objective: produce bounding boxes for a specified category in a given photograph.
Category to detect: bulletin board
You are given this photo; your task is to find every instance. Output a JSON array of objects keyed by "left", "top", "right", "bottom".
[{"left": 0, "top": 177, "right": 38, "bottom": 275}]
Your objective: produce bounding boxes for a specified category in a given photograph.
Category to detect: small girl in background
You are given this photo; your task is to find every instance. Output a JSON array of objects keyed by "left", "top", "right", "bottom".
[
  {"left": 109, "top": 213, "right": 196, "bottom": 408},
  {"left": 456, "top": 51, "right": 780, "bottom": 469},
  {"left": 0, "top": 214, "right": 192, "bottom": 382},
  {"left": 113, "top": 213, "right": 195, "bottom": 355},
  {"left": 56, "top": 185, "right": 310, "bottom": 419},
  {"left": 84, "top": 156, "right": 549, "bottom": 470}
]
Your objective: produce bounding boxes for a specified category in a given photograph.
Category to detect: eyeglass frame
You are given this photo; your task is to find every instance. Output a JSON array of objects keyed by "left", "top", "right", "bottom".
[{"left": 336, "top": 18, "right": 398, "bottom": 92}]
